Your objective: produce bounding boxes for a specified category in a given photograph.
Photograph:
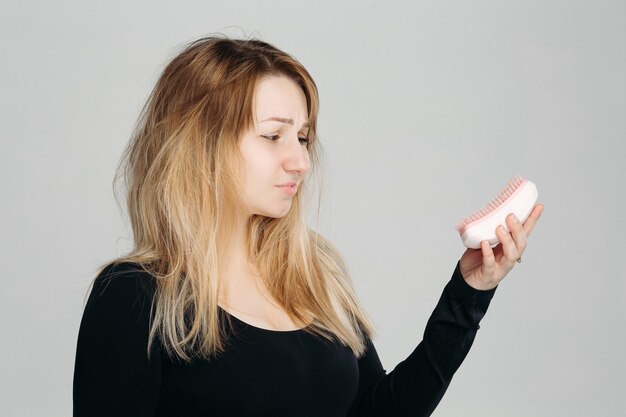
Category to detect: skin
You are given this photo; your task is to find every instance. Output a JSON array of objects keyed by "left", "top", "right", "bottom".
[
  {"left": 226, "top": 74, "right": 310, "bottom": 271},
  {"left": 239, "top": 75, "right": 310, "bottom": 221},
  {"left": 218, "top": 74, "right": 310, "bottom": 330}
]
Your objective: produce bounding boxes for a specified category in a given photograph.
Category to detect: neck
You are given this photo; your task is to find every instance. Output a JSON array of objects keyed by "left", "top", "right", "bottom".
[{"left": 218, "top": 214, "right": 261, "bottom": 300}]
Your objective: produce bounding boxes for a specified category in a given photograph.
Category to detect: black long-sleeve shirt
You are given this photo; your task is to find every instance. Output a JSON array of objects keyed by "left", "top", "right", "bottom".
[{"left": 73, "top": 260, "right": 497, "bottom": 416}]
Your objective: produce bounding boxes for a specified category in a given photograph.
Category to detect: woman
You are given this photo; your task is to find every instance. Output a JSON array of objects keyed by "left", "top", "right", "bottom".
[{"left": 72, "top": 35, "right": 544, "bottom": 416}]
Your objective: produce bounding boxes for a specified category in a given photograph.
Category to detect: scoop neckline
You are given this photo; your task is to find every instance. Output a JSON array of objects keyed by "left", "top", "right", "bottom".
[{"left": 218, "top": 305, "right": 310, "bottom": 334}]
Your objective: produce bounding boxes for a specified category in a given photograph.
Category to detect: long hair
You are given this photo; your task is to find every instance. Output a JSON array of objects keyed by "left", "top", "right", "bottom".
[{"left": 88, "top": 34, "right": 378, "bottom": 363}]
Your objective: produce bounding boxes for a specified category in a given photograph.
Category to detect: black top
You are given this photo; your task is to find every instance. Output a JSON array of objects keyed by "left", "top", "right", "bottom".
[{"left": 73, "top": 260, "right": 497, "bottom": 417}]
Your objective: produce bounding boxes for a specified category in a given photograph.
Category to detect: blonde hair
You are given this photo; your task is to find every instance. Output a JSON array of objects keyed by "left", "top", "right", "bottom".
[{"left": 89, "top": 34, "right": 377, "bottom": 363}]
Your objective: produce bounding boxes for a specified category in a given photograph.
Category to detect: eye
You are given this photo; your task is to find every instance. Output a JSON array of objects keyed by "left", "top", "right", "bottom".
[{"left": 261, "top": 135, "right": 310, "bottom": 146}]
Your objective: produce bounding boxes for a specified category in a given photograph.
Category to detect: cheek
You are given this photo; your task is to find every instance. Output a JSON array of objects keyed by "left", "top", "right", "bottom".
[{"left": 243, "top": 152, "right": 274, "bottom": 190}]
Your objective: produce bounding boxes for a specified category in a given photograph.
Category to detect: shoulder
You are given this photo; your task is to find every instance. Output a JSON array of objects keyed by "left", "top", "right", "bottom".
[
  {"left": 75, "top": 262, "right": 162, "bottom": 393},
  {"left": 86, "top": 261, "right": 157, "bottom": 314}
]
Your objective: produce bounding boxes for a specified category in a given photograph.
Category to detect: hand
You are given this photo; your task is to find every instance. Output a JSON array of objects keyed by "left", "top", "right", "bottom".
[{"left": 459, "top": 203, "right": 544, "bottom": 291}]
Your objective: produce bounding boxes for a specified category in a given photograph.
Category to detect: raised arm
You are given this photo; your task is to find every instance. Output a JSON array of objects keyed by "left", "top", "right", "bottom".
[
  {"left": 347, "top": 260, "right": 498, "bottom": 417},
  {"left": 73, "top": 262, "right": 161, "bottom": 416}
]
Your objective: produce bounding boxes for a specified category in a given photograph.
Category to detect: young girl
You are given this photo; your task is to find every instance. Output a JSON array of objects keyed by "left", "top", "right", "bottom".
[{"left": 72, "top": 35, "right": 544, "bottom": 417}]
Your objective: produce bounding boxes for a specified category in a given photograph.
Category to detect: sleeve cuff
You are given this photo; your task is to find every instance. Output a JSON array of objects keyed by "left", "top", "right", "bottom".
[{"left": 446, "top": 259, "right": 498, "bottom": 309}]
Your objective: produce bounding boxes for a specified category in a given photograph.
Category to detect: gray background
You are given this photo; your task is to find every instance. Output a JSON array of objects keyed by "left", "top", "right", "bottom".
[{"left": 1, "top": 0, "right": 624, "bottom": 416}]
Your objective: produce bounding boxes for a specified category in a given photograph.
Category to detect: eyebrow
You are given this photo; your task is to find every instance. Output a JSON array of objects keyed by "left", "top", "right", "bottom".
[{"left": 260, "top": 117, "right": 310, "bottom": 128}]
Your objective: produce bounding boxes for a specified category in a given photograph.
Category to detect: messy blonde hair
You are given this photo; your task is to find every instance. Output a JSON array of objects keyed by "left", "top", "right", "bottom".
[{"left": 89, "top": 34, "right": 377, "bottom": 363}]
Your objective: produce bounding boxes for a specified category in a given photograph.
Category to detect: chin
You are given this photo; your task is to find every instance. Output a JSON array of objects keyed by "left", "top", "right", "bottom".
[{"left": 257, "top": 204, "right": 292, "bottom": 218}]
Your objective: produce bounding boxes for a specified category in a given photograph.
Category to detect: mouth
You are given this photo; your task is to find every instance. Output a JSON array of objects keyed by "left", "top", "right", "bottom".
[{"left": 276, "top": 183, "right": 298, "bottom": 194}]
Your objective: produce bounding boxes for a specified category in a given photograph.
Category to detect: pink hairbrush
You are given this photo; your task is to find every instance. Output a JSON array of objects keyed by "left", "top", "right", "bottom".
[{"left": 455, "top": 174, "right": 539, "bottom": 249}]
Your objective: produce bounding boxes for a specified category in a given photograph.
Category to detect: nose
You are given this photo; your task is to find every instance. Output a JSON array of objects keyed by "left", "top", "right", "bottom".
[{"left": 283, "top": 134, "right": 310, "bottom": 174}]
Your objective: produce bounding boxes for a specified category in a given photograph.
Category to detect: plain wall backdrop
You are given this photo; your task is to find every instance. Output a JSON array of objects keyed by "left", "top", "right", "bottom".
[{"left": 1, "top": 0, "right": 624, "bottom": 416}]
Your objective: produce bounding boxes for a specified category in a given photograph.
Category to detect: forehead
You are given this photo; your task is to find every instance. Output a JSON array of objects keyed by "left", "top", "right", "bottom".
[{"left": 253, "top": 75, "right": 308, "bottom": 121}]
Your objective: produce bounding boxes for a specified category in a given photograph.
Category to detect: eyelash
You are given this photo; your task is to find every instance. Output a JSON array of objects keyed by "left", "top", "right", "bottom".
[{"left": 261, "top": 135, "right": 310, "bottom": 145}]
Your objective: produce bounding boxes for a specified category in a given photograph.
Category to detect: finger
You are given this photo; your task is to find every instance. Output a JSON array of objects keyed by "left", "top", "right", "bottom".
[
  {"left": 523, "top": 203, "right": 544, "bottom": 237},
  {"left": 481, "top": 240, "right": 496, "bottom": 273},
  {"left": 497, "top": 224, "right": 519, "bottom": 264},
  {"left": 506, "top": 213, "right": 527, "bottom": 254}
]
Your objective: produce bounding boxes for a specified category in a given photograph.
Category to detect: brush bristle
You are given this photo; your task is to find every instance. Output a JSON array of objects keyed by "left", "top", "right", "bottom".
[{"left": 455, "top": 173, "right": 526, "bottom": 233}]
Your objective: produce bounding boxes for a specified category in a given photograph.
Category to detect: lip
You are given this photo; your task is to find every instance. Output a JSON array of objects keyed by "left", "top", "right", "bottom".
[
  {"left": 276, "top": 183, "right": 298, "bottom": 195},
  {"left": 276, "top": 182, "right": 297, "bottom": 187}
]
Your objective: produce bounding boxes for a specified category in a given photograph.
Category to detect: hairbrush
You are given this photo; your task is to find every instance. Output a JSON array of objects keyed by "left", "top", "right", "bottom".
[{"left": 455, "top": 174, "right": 538, "bottom": 249}]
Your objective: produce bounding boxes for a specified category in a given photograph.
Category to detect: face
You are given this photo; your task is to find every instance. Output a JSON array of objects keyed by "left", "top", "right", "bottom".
[{"left": 238, "top": 75, "right": 311, "bottom": 218}]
